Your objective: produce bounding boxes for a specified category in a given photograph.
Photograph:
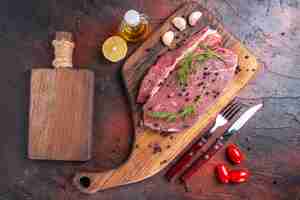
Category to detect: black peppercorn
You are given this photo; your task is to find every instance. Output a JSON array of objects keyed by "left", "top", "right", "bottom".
[
  {"left": 197, "top": 82, "right": 203, "bottom": 87},
  {"left": 153, "top": 143, "right": 162, "bottom": 154},
  {"left": 194, "top": 95, "right": 201, "bottom": 102}
]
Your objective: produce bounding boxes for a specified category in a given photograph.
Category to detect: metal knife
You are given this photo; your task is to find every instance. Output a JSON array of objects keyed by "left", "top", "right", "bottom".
[{"left": 180, "top": 103, "right": 263, "bottom": 182}]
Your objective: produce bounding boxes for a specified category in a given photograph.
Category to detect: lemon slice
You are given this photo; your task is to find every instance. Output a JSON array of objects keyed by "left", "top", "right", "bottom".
[{"left": 102, "top": 36, "right": 128, "bottom": 62}]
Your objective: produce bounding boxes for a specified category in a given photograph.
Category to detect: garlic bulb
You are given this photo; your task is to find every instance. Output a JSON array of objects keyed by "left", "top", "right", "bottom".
[
  {"left": 162, "top": 31, "right": 175, "bottom": 47},
  {"left": 189, "top": 11, "right": 202, "bottom": 26},
  {"left": 172, "top": 17, "right": 187, "bottom": 31}
]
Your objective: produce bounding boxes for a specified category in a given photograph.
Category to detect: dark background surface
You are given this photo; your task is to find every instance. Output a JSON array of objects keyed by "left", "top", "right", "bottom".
[{"left": 1, "top": 0, "right": 300, "bottom": 199}]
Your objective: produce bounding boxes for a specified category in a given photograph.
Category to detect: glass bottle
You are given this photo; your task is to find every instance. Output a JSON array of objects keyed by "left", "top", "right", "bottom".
[{"left": 119, "top": 10, "right": 150, "bottom": 42}]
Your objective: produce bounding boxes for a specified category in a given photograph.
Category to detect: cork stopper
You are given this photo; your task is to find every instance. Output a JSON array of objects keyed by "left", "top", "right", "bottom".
[{"left": 52, "top": 31, "right": 75, "bottom": 68}]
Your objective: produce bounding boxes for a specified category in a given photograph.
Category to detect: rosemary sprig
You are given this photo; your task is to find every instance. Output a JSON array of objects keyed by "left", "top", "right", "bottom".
[
  {"left": 148, "top": 111, "right": 177, "bottom": 122},
  {"left": 199, "top": 44, "right": 225, "bottom": 62},
  {"left": 147, "top": 104, "right": 196, "bottom": 122},
  {"left": 178, "top": 105, "right": 195, "bottom": 119},
  {"left": 177, "top": 53, "right": 194, "bottom": 86},
  {"left": 177, "top": 46, "right": 224, "bottom": 86}
]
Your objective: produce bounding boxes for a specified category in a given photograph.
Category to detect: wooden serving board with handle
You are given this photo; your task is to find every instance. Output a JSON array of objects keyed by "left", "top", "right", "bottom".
[
  {"left": 29, "top": 32, "right": 94, "bottom": 161},
  {"left": 74, "top": 2, "right": 259, "bottom": 194}
]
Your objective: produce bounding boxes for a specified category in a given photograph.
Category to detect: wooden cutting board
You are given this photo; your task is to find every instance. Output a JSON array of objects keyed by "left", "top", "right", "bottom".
[
  {"left": 28, "top": 32, "right": 94, "bottom": 161},
  {"left": 74, "top": 2, "right": 259, "bottom": 193}
]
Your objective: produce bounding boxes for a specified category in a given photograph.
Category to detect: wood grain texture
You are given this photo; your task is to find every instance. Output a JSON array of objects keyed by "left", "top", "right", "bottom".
[
  {"left": 1, "top": 0, "right": 299, "bottom": 199},
  {"left": 74, "top": 2, "right": 259, "bottom": 194},
  {"left": 28, "top": 69, "right": 94, "bottom": 161}
]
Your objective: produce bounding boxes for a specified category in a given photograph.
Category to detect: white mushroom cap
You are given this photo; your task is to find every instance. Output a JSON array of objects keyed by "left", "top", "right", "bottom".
[
  {"left": 172, "top": 17, "right": 187, "bottom": 31},
  {"left": 189, "top": 11, "right": 202, "bottom": 26}
]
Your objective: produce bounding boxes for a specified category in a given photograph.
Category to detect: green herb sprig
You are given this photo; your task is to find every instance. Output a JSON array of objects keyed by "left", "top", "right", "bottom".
[
  {"left": 177, "top": 53, "right": 194, "bottom": 86},
  {"left": 177, "top": 46, "right": 224, "bottom": 86},
  {"left": 147, "top": 104, "right": 197, "bottom": 122},
  {"left": 199, "top": 44, "right": 225, "bottom": 61},
  {"left": 148, "top": 111, "right": 177, "bottom": 122},
  {"left": 178, "top": 105, "right": 195, "bottom": 119}
]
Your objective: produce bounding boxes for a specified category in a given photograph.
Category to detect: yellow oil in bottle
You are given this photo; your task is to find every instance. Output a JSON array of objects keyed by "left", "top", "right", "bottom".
[{"left": 119, "top": 10, "right": 150, "bottom": 42}]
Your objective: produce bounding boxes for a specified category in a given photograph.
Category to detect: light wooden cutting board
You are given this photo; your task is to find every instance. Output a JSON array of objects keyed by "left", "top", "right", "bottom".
[{"left": 73, "top": 2, "right": 259, "bottom": 194}]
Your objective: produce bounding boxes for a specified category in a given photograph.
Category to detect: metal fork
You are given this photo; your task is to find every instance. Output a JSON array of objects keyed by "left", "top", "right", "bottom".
[
  {"left": 209, "top": 100, "right": 243, "bottom": 133},
  {"left": 165, "top": 99, "right": 244, "bottom": 181}
]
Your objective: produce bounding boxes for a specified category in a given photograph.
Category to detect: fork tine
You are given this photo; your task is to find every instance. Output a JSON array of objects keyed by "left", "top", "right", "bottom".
[
  {"left": 221, "top": 100, "right": 237, "bottom": 116},
  {"left": 223, "top": 102, "right": 241, "bottom": 119},
  {"left": 222, "top": 102, "right": 240, "bottom": 118},
  {"left": 226, "top": 104, "right": 243, "bottom": 120}
]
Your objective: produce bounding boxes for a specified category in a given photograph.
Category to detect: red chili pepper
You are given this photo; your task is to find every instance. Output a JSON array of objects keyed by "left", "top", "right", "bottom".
[
  {"left": 215, "top": 164, "right": 230, "bottom": 184},
  {"left": 226, "top": 144, "right": 244, "bottom": 164},
  {"left": 229, "top": 169, "right": 249, "bottom": 183}
]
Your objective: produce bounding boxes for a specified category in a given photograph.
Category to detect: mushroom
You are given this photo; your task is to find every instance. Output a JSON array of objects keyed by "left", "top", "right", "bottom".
[
  {"left": 189, "top": 11, "right": 202, "bottom": 26},
  {"left": 172, "top": 17, "right": 187, "bottom": 31},
  {"left": 162, "top": 31, "right": 175, "bottom": 47}
]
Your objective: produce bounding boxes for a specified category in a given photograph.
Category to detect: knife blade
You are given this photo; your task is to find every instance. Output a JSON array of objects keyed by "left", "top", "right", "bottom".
[
  {"left": 180, "top": 103, "right": 263, "bottom": 182},
  {"left": 226, "top": 103, "right": 263, "bottom": 134}
]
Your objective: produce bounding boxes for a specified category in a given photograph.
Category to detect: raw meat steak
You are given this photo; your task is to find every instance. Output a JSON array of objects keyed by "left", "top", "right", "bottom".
[
  {"left": 143, "top": 47, "right": 238, "bottom": 132},
  {"left": 137, "top": 27, "right": 221, "bottom": 104}
]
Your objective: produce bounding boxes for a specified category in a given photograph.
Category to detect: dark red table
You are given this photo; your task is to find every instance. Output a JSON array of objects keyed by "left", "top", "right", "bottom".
[{"left": 1, "top": 0, "right": 300, "bottom": 199}]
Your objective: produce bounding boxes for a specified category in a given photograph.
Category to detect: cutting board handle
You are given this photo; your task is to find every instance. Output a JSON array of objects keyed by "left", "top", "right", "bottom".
[
  {"left": 52, "top": 31, "right": 75, "bottom": 68},
  {"left": 73, "top": 131, "right": 172, "bottom": 194},
  {"left": 73, "top": 160, "right": 149, "bottom": 194},
  {"left": 74, "top": 170, "right": 118, "bottom": 194}
]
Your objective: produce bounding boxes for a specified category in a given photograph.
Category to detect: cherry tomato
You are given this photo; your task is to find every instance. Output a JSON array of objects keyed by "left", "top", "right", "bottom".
[
  {"left": 215, "top": 164, "right": 230, "bottom": 184},
  {"left": 229, "top": 169, "right": 249, "bottom": 183},
  {"left": 226, "top": 144, "right": 244, "bottom": 164}
]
